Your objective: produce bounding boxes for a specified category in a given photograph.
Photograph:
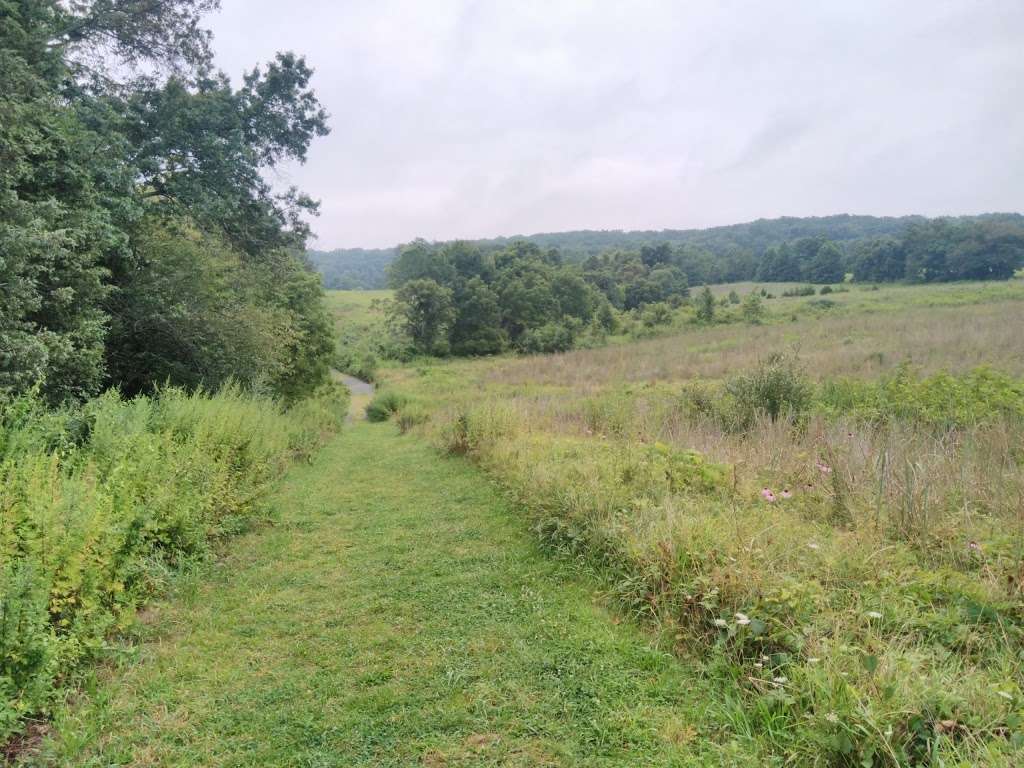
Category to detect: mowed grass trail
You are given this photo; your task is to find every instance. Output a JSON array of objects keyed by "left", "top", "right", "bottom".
[{"left": 33, "top": 423, "right": 721, "bottom": 767}]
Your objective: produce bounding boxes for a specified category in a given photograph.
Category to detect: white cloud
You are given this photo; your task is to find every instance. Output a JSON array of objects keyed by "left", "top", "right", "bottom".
[{"left": 209, "top": 0, "right": 1024, "bottom": 247}]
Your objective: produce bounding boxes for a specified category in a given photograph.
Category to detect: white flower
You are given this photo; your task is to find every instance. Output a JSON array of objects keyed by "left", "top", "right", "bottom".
[
  {"left": 772, "top": 676, "right": 787, "bottom": 685},
  {"left": 734, "top": 612, "right": 751, "bottom": 626},
  {"left": 866, "top": 611, "right": 883, "bottom": 619},
  {"left": 713, "top": 618, "right": 728, "bottom": 628},
  {"left": 807, "top": 657, "right": 820, "bottom": 664},
  {"left": 807, "top": 542, "right": 820, "bottom": 550},
  {"left": 826, "top": 712, "right": 839, "bottom": 724},
  {"left": 996, "top": 691, "right": 1013, "bottom": 701}
]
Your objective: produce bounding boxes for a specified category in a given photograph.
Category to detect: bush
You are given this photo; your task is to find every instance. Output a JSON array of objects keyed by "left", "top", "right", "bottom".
[
  {"left": 724, "top": 353, "right": 813, "bottom": 429},
  {"left": 782, "top": 285, "right": 817, "bottom": 297},
  {"left": 396, "top": 403, "right": 429, "bottom": 434},
  {"left": 365, "top": 390, "right": 408, "bottom": 422},
  {"left": 0, "top": 385, "right": 346, "bottom": 740},
  {"left": 819, "top": 285, "right": 833, "bottom": 295},
  {"left": 640, "top": 302, "right": 674, "bottom": 328},
  {"left": 819, "top": 365, "right": 1024, "bottom": 428},
  {"left": 519, "top": 321, "right": 577, "bottom": 354}
]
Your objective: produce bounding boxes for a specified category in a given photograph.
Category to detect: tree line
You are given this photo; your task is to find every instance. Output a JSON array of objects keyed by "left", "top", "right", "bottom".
[
  {"left": 382, "top": 216, "right": 1024, "bottom": 359},
  {"left": 309, "top": 213, "right": 1024, "bottom": 290},
  {"left": 1, "top": 0, "right": 334, "bottom": 405}
]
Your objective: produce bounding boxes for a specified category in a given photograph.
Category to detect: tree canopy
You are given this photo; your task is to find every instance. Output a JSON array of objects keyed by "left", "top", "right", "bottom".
[{"left": 1, "top": 0, "right": 334, "bottom": 403}]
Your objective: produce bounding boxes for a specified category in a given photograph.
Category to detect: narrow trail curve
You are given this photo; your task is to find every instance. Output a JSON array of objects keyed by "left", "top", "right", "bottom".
[{"left": 36, "top": 424, "right": 718, "bottom": 767}]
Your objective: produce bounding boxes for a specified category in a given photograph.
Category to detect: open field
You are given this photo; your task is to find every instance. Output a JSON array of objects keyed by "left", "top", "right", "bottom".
[
  {"left": 368, "top": 279, "right": 1024, "bottom": 766},
  {"left": 23, "top": 280, "right": 1023, "bottom": 767},
  {"left": 323, "top": 289, "right": 393, "bottom": 328}
]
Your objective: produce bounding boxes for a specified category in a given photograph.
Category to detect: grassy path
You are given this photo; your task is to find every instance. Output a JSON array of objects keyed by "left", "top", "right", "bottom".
[{"left": 35, "top": 423, "right": 718, "bottom": 767}]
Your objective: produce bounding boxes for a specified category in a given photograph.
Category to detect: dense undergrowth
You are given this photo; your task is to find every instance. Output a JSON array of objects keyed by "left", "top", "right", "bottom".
[
  {"left": 0, "top": 385, "right": 347, "bottom": 743},
  {"left": 371, "top": 354, "right": 1024, "bottom": 766}
]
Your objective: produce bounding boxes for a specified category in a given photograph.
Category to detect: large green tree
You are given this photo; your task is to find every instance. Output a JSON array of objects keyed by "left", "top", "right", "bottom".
[{"left": 0, "top": 0, "right": 334, "bottom": 403}]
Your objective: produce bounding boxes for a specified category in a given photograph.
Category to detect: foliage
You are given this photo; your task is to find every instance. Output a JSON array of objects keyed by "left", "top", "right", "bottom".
[
  {"left": 0, "top": 0, "right": 334, "bottom": 404},
  {"left": 365, "top": 390, "right": 408, "bottom": 422},
  {"left": 724, "top": 353, "right": 812, "bottom": 427},
  {"left": 389, "top": 279, "right": 455, "bottom": 355},
  {"left": 519, "top": 320, "right": 578, "bottom": 354},
  {"left": 820, "top": 365, "right": 1024, "bottom": 428},
  {"left": 695, "top": 285, "right": 716, "bottom": 323},
  {"left": 0, "top": 384, "right": 347, "bottom": 741},
  {"left": 307, "top": 247, "right": 395, "bottom": 289},
  {"left": 385, "top": 240, "right": 610, "bottom": 357},
  {"left": 740, "top": 291, "right": 767, "bottom": 324}
]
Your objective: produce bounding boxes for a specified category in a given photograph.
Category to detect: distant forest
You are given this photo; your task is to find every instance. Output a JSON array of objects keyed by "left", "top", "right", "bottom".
[{"left": 309, "top": 213, "right": 1024, "bottom": 289}]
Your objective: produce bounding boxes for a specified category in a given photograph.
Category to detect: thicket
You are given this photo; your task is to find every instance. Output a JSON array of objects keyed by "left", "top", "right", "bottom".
[
  {"left": 0, "top": 384, "right": 347, "bottom": 741},
  {"left": 1, "top": 0, "right": 334, "bottom": 406},
  {"left": 384, "top": 240, "right": 629, "bottom": 357}
]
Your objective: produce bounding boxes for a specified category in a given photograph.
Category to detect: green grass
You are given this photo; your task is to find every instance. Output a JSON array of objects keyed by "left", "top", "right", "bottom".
[
  {"left": 30, "top": 423, "right": 741, "bottom": 767},
  {"left": 324, "top": 289, "right": 393, "bottom": 327},
  {"left": 363, "top": 280, "right": 1024, "bottom": 765}
]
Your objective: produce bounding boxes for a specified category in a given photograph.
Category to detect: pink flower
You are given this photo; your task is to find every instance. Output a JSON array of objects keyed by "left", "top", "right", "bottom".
[
  {"left": 761, "top": 487, "right": 777, "bottom": 502},
  {"left": 780, "top": 489, "right": 793, "bottom": 499}
]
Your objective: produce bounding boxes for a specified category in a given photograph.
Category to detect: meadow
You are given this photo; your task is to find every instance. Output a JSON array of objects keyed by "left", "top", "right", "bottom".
[{"left": 363, "top": 279, "right": 1024, "bottom": 766}]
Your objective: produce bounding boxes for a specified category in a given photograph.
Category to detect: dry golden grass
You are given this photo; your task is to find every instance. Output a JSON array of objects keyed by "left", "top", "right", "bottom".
[{"left": 491, "top": 298, "right": 1024, "bottom": 391}]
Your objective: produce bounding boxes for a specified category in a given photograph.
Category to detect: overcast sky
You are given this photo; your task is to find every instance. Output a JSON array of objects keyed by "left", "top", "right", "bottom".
[{"left": 207, "top": 0, "right": 1024, "bottom": 249}]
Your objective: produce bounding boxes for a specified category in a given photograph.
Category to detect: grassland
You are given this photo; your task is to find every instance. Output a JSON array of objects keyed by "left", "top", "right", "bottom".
[
  {"left": 368, "top": 279, "right": 1024, "bottom": 766},
  {"left": 29, "top": 423, "right": 732, "bottom": 767},
  {"left": 22, "top": 280, "right": 1023, "bottom": 766}
]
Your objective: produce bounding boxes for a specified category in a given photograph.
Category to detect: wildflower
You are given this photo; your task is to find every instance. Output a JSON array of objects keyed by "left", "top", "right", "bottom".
[
  {"left": 735, "top": 612, "right": 751, "bottom": 625},
  {"left": 807, "top": 542, "right": 820, "bottom": 551},
  {"left": 866, "top": 611, "right": 882, "bottom": 620},
  {"left": 713, "top": 618, "right": 728, "bottom": 628},
  {"left": 807, "top": 657, "right": 820, "bottom": 664},
  {"left": 996, "top": 691, "right": 1013, "bottom": 701},
  {"left": 780, "top": 488, "right": 792, "bottom": 499},
  {"left": 815, "top": 460, "right": 832, "bottom": 475},
  {"left": 760, "top": 487, "right": 776, "bottom": 502},
  {"left": 825, "top": 712, "right": 840, "bottom": 724},
  {"left": 772, "top": 676, "right": 787, "bottom": 685},
  {"left": 967, "top": 540, "right": 982, "bottom": 553}
]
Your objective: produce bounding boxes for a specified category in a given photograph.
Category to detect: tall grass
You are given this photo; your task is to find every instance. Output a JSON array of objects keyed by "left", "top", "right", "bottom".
[
  {"left": 0, "top": 384, "right": 347, "bottom": 741},
  {"left": 387, "top": 348, "right": 1024, "bottom": 764}
]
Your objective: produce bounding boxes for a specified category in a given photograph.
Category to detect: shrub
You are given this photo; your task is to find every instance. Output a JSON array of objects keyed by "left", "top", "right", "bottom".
[
  {"left": 396, "top": 403, "right": 429, "bottom": 434},
  {"left": 819, "top": 365, "right": 1024, "bottom": 429},
  {"left": 519, "top": 321, "right": 576, "bottom": 354},
  {"left": 640, "top": 302, "right": 674, "bottom": 328},
  {"left": 741, "top": 291, "right": 767, "bottom": 324},
  {"left": 782, "top": 285, "right": 817, "bottom": 297},
  {"left": 725, "top": 353, "right": 813, "bottom": 429},
  {"left": 0, "top": 385, "right": 346, "bottom": 740},
  {"left": 365, "top": 390, "right": 408, "bottom": 422},
  {"left": 819, "top": 285, "right": 833, "bottom": 295}
]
